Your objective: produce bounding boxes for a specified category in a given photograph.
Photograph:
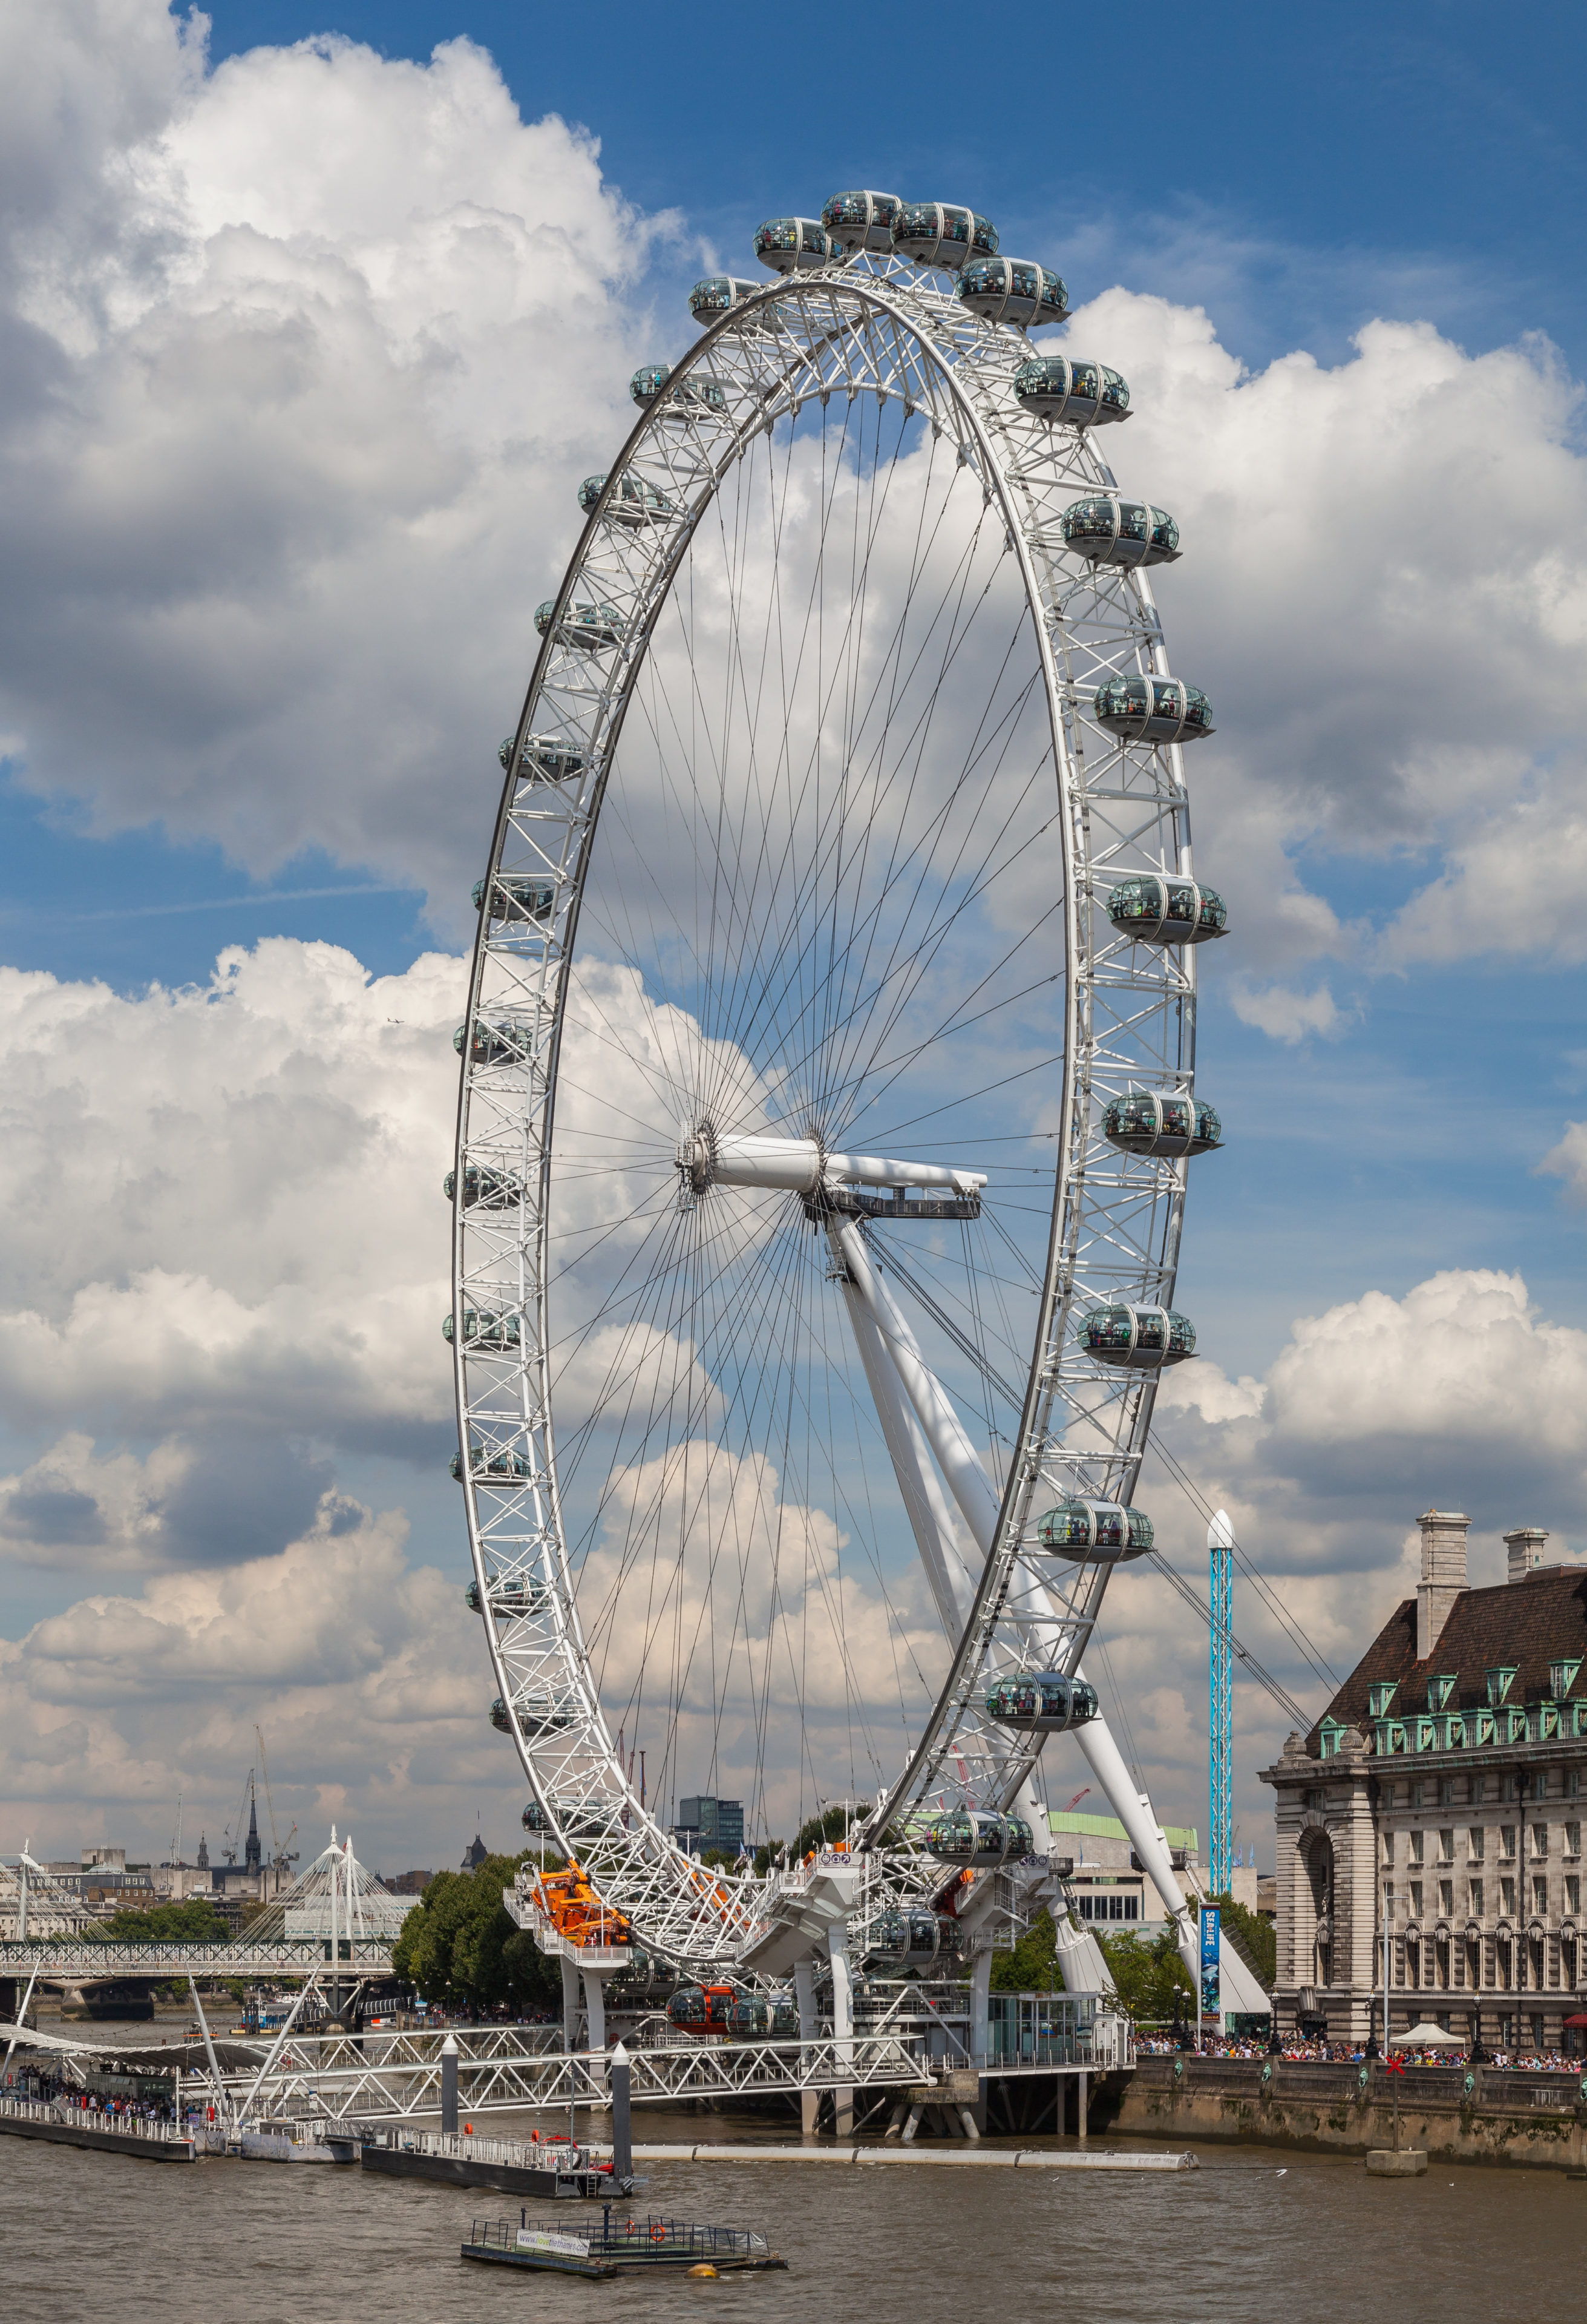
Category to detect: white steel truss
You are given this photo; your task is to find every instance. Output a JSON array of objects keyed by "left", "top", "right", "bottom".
[{"left": 453, "top": 240, "right": 1214, "bottom": 1977}]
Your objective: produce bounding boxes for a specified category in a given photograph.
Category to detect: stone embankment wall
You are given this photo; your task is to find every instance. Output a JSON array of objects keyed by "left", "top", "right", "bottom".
[{"left": 1096, "top": 2056, "right": 1587, "bottom": 2171}]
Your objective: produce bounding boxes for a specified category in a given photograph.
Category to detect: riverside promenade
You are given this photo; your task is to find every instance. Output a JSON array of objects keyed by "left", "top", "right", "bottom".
[{"left": 1099, "top": 2053, "right": 1587, "bottom": 2170}]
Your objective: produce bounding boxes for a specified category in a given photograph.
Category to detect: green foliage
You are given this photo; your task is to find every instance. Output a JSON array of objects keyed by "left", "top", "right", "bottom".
[
  {"left": 790, "top": 1802, "right": 869, "bottom": 1860},
  {"left": 99, "top": 1899, "right": 228, "bottom": 1943},
  {"left": 990, "top": 1908, "right": 1065, "bottom": 1994},
  {"left": 751, "top": 1839, "right": 785, "bottom": 1877},
  {"left": 1097, "top": 1923, "right": 1193, "bottom": 2024},
  {"left": 698, "top": 1848, "right": 736, "bottom": 1871},
  {"left": 1206, "top": 1892, "right": 1277, "bottom": 1991},
  {"left": 392, "top": 1851, "right": 563, "bottom": 2011}
]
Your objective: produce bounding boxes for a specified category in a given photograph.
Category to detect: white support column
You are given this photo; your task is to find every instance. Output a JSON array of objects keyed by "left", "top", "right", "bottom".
[
  {"left": 834, "top": 1218, "right": 1001, "bottom": 1552},
  {"left": 581, "top": 1966, "right": 607, "bottom": 2060},
  {"left": 793, "top": 1958, "right": 819, "bottom": 2138},
  {"left": 560, "top": 1956, "right": 581, "bottom": 2052},
  {"left": 834, "top": 1256, "right": 973, "bottom": 1636},
  {"left": 835, "top": 1213, "right": 1216, "bottom": 1995},
  {"left": 969, "top": 1947, "right": 993, "bottom": 2075},
  {"left": 827, "top": 1920, "right": 855, "bottom": 2141}
]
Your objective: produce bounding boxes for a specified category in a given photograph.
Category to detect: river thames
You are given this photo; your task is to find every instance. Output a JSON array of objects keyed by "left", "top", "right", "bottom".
[{"left": 2, "top": 2107, "right": 1579, "bottom": 2323}]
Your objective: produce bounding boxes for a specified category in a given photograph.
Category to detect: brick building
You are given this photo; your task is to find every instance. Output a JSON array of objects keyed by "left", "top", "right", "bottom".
[{"left": 1262, "top": 1511, "right": 1587, "bottom": 2052}]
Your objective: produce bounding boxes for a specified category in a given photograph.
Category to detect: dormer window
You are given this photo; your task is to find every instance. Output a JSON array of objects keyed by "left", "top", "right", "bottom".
[
  {"left": 1369, "top": 1682, "right": 1399, "bottom": 1719},
  {"left": 1551, "top": 1659, "right": 1582, "bottom": 1700},
  {"left": 1487, "top": 1666, "right": 1518, "bottom": 1707},
  {"left": 1428, "top": 1675, "right": 1457, "bottom": 1712},
  {"left": 1318, "top": 1719, "right": 1346, "bottom": 1761}
]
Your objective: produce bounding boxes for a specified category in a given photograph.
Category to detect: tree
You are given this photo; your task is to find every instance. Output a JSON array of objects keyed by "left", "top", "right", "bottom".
[
  {"left": 99, "top": 1899, "right": 228, "bottom": 1943},
  {"left": 1206, "top": 1892, "right": 1277, "bottom": 1990},
  {"left": 990, "top": 1908, "right": 1065, "bottom": 1993},
  {"left": 1098, "top": 1924, "right": 1193, "bottom": 2023},
  {"left": 791, "top": 1802, "right": 869, "bottom": 1860},
  {"left": 392, "top": 1851, "right": 564, "bottom": 2012}
]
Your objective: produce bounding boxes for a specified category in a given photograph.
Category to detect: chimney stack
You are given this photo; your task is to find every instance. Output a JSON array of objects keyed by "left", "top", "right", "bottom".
[
  {"left": 1504, "top": 1526, "right": 1549, "bottom": 1584},
  {"left": 1417, "top": 1509, "right": 1468, "bottom": 1659}
]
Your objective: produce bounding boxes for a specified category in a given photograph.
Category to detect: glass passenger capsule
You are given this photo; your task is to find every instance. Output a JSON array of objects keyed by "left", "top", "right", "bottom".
[
  {"left": 1107, "top": 874, "right": 1227, "bottom": 946},
  {"left": 1081, "top": 1303, "right": 1196, "bottom": 1368},
  {"left": 821, "top": 189, "right": 903, "bottom": 253},
  {"left": 726, "top": 1995, "right": 797, "bottom": 2037},
  {"left": 958, "top": 257, "right": 1068, "bottom": 329},
  {"left": 451, "top": 1444, "right": 532, "bottom": 1484},
  {"left": 445, "top": 1163, "right": 525, "bottom": 1210},
  {"left": 1102, "top": 1089, "right": 1222, "bottom": 1159},
  {"left": 1062, "top": 496, "right": 1180, "bottom": 569},
  {"left": 442, "top": 1306, "right": 522, "bottom": 1351},
  {"left": 473, "top": 873, "right": 555, "bottom": 924},
  {"left": 1035, "top": 1500, "right": 1155, "bottom": 1561},
  {"left": 923, "top": 1809, "right": 1033, "bottom": 1866},
  {"left": 466, "top": 1574, "right": 542, "bottom": 1617},
  {"left": 454, "top": 1019, "right": 533, "bottom": 1068},
  {"left": 752, "top": 218, "right": 832, "bottom": 274},
  {"left": 490, "top": 1694, "right": 568, "bottom": 1737},
  {"left": 498, "top": 732, "right": 585, "bottom": 782},
  {"left": 1012, "top": 356, "right": 1130, "bottom": 427},
  {"left": 985, "top": 1673, "right": 1101, "bottom": 1733},
  {"left": 667, "top": 1984, "right": 737, "bottom": 2034},
  {"left": 629, "top": 364, "right": 728, "bottom": 421},
  {"left": 522, "top": 1799, "right": 548, "bottom": 1833},
  {"left": 577, "top": 472, "right": 672, "bottom": 525},
  {"left": 860, "top": 1908, "right": 942, "bottom": 1965},
  {"left": 689, "top": 276, "right": 759, "bottom": 323},
  {"left": 891, "top": 202, "right": 998, "bottom": 271},
  {"left": 1093, "top": 674, "right": 1214, "bottom": 745},
  {"left": 534, "top": 599, "right": 623, "bottom": 649}
]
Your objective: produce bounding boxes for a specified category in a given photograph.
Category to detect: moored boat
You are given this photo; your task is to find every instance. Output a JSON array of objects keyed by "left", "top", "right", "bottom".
[{"left": 460, "top": 2208, "right": 787, "bottom": 2276}]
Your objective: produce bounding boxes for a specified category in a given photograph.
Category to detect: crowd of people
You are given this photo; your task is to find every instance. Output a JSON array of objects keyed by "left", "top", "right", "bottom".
[
  {"left": 1135, "top": 2030, "right": 1587, "bottom": 2072},
  {"left": 4, "top": 2066, "right": 180, "bottom": 2123}
]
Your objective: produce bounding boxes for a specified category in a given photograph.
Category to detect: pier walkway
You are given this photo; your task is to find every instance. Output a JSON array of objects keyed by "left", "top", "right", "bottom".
[
  {"left": 0, "top": 2095, "right": 196, "bottom": 2161},
  {"left": 0, "top": 1935, "right": 394, "bottom": 1980}
]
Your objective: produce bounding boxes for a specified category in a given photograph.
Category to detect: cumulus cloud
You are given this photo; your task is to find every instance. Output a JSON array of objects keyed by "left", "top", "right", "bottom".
[
  {"left": 1051, "top": 294, "right": 1587, "bottom": 981},
  {"left": 1227, "top": 978, "right": 1343, "bottom": 1043},
  {"left": 0, "top": 3, "right": 672, "bottom": 910},
  {"left": 0, "top": 1491, "right": 528, "bottom": 1866},
  {"left": 0, "top": 936, "right": 463, "bottom": 1451},
  {"left": 0, "top": 3, "right": 1582, "bottom": 1000}
]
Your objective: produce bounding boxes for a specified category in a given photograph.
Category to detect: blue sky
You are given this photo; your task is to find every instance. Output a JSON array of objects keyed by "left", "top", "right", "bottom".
[{"left": 1, "top": 0, "right": 1585, "bottom": 1867}]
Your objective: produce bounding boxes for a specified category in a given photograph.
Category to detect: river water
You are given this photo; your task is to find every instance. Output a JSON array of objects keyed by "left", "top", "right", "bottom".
[{"left": 2, "top": 2098, "right": 1578, "bottom": 2324}]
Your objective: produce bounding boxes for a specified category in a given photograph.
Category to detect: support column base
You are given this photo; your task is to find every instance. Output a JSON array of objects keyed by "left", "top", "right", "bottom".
[{"left": 1364, "top": 2150, "right": 1427, "bottom": 2176}]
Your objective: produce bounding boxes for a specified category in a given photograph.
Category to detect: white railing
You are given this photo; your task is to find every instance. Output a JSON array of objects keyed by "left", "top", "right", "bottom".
[{"left": 0, "top": 2095, "right": 190, "bottom": 2147}]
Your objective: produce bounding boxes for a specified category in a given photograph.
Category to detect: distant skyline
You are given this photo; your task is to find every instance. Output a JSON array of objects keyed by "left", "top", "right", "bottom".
[{"left": 1, "top": 1, "right": 1585, "bottom": 1872}]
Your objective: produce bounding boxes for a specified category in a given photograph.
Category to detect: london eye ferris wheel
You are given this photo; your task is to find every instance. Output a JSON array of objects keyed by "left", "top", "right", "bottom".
[{"left": 448, "top": 189, "right": 1238, "bottom": 1997}]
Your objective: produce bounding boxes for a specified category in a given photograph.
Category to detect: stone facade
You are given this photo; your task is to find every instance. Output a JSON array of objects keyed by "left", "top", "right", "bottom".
[{"left": 1262, "top": 1511, "right": 1587, "bottom": 2051}]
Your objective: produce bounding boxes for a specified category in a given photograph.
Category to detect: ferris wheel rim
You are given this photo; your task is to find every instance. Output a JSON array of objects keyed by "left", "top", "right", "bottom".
[{"left": 451, "top": 251, "right": 1202, "bottom": 1977}]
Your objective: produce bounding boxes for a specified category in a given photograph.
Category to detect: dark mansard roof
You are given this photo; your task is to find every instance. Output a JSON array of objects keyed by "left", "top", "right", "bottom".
[{"left": 1309, "top": 1566, "right": 1587, "bottom": 1753}]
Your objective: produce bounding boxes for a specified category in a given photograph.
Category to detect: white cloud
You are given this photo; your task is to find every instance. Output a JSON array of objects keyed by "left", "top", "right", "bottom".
[
  {"left": 0, "top": 1492, "right": 525, "bottom": 1867},
  {"left": 0, "top": 936, "right": 463, "bottom": 1449},
  {"left": 1227, "top": 978, "right": 1342, "bottom": 1043},
  {"left": 0, "top": 4, "right": 672, "bottom": 908},
  {"left": 1541, "top": 1120, "right": 1587, "bottom": 1204},
  {"left": 1053, "top": 294, "right": 1587, "bottom": 982}
]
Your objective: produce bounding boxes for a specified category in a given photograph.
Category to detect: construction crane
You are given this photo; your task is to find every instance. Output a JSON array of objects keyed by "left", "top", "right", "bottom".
[
  {"left": 255, "top": 1724, "right": 298, "bottom": 1896},
  {"left": 1208, "top": 1510, "right": 1235, "bottom": 1898}
]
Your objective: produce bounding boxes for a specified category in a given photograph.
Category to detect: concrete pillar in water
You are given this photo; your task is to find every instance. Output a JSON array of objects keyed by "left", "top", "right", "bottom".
[
  {"left": 440, "top": 2034, "right": 459, "bottom": 2136},
  {"left": 1077, "top": 2067, "right": 1088, "bottom": 2141},
  {"left": 609, "top": 2041, "right": 632, "bottom": 2184},
  {"left": 560, "top": 1956, "right": 581, "bottom": 2051},
  {"left": 828, "top": 1919, "right": 855, "bottom": 2141},
  {"left": 794, "top": 1958, "right": 819, "bottom": 2138}
]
